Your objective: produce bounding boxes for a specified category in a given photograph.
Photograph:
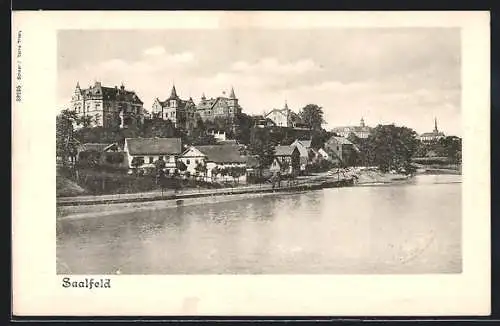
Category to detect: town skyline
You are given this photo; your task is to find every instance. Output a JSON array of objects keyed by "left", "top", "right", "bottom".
[{"left": 58, "top": 28, "right": 461, "bottom": 136}]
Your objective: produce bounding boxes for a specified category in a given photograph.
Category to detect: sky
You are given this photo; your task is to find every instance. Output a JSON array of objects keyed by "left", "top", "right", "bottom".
[{"left": 58, "top": 28, "right": 461, "bottom": 136}]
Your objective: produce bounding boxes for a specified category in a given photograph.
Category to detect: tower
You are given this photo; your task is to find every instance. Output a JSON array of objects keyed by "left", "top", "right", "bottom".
[
  {"left": 227, "top": 86, "right": 239, "bottom": 115},
  {"left": 168, "top": 84, "right": 179, "bottom": 108},
  {"left": 360, "top": 117, "right": 365, "bottom": 127},
  {"left": 434, "top": 117, "right": 438, "bottom": 133}
]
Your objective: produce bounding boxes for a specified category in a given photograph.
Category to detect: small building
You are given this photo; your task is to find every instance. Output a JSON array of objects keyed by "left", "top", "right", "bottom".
[
  {"left": 179, "top": 144, "right": 247, "bottom": 181},
  {"left": 208, "top": 130, "right": 227, "bottom": 142},
  {"left": 290, "top": 139, "right": 310, "bottom": 171},
  {"left": 123, "top": 137, "right": 182, "bottom": 173},
  {"left": 76, "top": 143, "right": 127, "bottom": 169},
  {"left": 324, "top": 136, "right": 358, "bottom": 167},
  {"left": 264, "top": 101, "right": 307, "bottom": 129},
  {"left": 273, "top": 145, "right": 301, "bottom": 175}
]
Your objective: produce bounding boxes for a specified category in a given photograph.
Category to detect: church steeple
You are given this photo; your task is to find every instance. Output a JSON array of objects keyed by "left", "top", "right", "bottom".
[
  {"left": 360, "top": 117, "right": 365, "bottom": 127},
  {"left": 201, "top": 92, "right": 206, "bottom": 100},
  {"left": 229, "top": 86, "right": 236, "bottom": 99},
  {"left": 76, "top": 81, "right": 80, "bottom": 89},
  {"left": 284, "top": 100, "right": 289, "bottom": 111},
  {"left": 434, "top": 117, "right": 438, "bottom": 132}
]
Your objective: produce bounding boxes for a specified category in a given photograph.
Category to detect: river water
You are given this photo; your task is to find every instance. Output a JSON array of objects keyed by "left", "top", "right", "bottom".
[{"left": 57, "top": 174, "right": 462, "bottom": 274}]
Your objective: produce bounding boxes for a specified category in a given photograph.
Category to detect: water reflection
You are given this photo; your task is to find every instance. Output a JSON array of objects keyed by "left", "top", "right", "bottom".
[{"left": 57, "top": 175, "right": 462, "bottom": 274}]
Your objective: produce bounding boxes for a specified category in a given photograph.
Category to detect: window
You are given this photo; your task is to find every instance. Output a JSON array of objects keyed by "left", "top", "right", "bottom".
[
  {"left": 187, "top": 159, "right": 190, "bottom": 165},
  {"left": 149, "top": 157, "right": 154, "bottom": 164},
  {"left": 195, "top": 159, "right": 199, "bottom": 164},
  {"left": 337, "top": 146, "right": 339, "bottom": 151}
]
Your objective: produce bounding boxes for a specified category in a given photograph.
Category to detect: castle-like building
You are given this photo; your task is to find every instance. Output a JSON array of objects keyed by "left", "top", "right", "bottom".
[
  {"left": 70, "top": 81, "right": 144, "bottom": 129},
  {"left": 152, "top": 85, "right": 242, "bottom": 129},
  {"left": 151, "top": 85, "right": 197, "bottom": 129},
  {"left": 331, "top": 118, "right": 372, "bottom": 139}
]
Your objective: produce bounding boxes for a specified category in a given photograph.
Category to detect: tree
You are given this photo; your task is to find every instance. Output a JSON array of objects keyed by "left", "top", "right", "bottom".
[
  {"left": 56, "top": 109, "right": 79, "bottom": 166},
  {"left": 249, "top": 127, "right": 276, "bottom": 172},
  {"left": 367, "top": 124, "right": 419, "bottom": 173},
  {"left": 235, "top": 112, "right": 253, "bottom": 145},
  {"left": 131, "top": 156, "right": 144, "bottom": 174},
  {"left": 229, "top": 166, "right": 245, "bottom": 184},
  {"left": 176, "top": 160, "right": 187, "bottom": 173},
  {"left": 211, "top": 167, "right": 219, "bottom": 182},
  {"left": 299, "top": 104, "right": 325, "bottom": 131},
  {"left": 438, "top": 136, "right": 462, "bottom": 164},
  {"left": 195, "top": 161, "right": 207, "bottom": 181}
]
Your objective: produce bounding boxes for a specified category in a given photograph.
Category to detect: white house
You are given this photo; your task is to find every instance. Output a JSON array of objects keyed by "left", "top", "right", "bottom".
[
  {"left": 123, "top": 137, "right": 182, "bottom": 173},
  {"left": 180, "top": 144, "right": 247, "bottom": 181}
]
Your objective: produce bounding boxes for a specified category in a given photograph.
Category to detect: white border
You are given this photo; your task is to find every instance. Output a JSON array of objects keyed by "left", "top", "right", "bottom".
[{"left": 12, "top": 11, "right": 490, "bottom": 316}]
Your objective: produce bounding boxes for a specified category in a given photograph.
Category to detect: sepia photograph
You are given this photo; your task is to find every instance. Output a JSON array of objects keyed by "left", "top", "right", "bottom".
[
  {"left": 56, "top": 28, "right": 462, "bottom": 275},
  {"left": 12, "top": 11, "right": 490, "bottom": 316}
]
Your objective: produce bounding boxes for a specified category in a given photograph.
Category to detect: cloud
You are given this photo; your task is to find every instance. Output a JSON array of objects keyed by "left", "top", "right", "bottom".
[
  {"left": 96, "top": 51, "right": 197, "bottom": 75},
  {"left": 143, "top": 46, "right": 166, "bottom": 56},
  {"left": 231, "top": 58, "right": 322, "bottom": 75}
]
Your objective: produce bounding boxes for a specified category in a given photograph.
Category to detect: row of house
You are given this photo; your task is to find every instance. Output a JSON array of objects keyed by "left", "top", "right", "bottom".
[{"left": 75, "top": 134, "right": 360, "bottom": 180}]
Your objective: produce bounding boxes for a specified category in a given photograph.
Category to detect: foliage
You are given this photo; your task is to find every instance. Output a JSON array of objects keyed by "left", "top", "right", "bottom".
[
  {"left": 131, "top": 156, "right": 144, "bottom": 171},
  {"left": 366, "top": 124, "right": 419, "bottom": 173},
  {"left": 56, "top": 109, "right": 80, "bottom": 166},
  {"left": 249, "top": 127, "right": 276, "bottom": 170},
  {"left": 176, "top": 160, "right": 187, "bottom": 172},
  {"left": 105, "top": 152, "right": 125, "bottom": 164},
  {"left": 299, "top": 104, "right": 325, "bottom": 131},
  {"left": 234, "top": 112, "right": 254, "bottom": 145}
]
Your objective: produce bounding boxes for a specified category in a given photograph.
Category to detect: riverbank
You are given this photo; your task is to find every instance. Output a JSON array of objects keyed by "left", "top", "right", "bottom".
[{"left": 56, "top": 169, "right": 421, "bottom": 220}]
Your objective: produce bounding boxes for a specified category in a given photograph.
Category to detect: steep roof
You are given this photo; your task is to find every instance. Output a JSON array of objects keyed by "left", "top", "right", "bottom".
[
  {"left": 80, "top": 82, "right": 143, "bottom": 104},
  {"left": 78, "top": 143, "right": 117, "bottom": 152},
  {"left": 196, "top": 144, "right": 246, "bottom": 163},
  {"left": 327, "top": 136, "right": 355, "bottom": 146},
  {"left": 275, "top": 145, "right": 295, "bottom": 157},
  {"left": 125, "top": 138, "right": 182, "bottom": 155},
  {"left": 168, "top": 85, "right": 178, "bottom": 100},
  {"left": 297, "top": 140, "right": 312, "bottom": 148},
  {"left": 291, "top": 141, "right": 309, "bottom": 157}
]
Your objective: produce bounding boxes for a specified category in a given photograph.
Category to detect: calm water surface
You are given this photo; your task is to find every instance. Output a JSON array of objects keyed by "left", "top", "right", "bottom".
[{"left": 57, "top": 174, "right": 461, "bottom": 274}]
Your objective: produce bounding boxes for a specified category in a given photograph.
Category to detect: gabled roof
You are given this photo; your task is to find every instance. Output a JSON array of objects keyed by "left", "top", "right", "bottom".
[
  {"left": 327, "top": 136, "right": 355, "bottom": 146},
  {"left": 297, "top": 139, "right": 312, "bottom": 149},
  {"left": 78, "top": 143, "right": 118, "bottom": 152},
  {"left": 245, "top": 155, "right": 260, "bottom": 168},
  {"left": 195, "top": 144, "right": 246, "bottom": 163},
  {"left": 290, "top": 141, "right": 309, "bottom": 157},
  {"left": 196, "top": 96, "right": 236, "bottom": 111},
  {"left": 79, "top": 82, "right": 143, "bottom": 104},
  {"left": 125, "top": 138, "right": 182, "bottom": 155},
  {"left": 275, "top": 145, "right": 295, "bottom": 157}
]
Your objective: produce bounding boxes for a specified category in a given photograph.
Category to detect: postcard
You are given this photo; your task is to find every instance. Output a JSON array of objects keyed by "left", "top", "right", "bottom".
[{"left": 12, "top": 11, "right": 490, "bottom": 316}]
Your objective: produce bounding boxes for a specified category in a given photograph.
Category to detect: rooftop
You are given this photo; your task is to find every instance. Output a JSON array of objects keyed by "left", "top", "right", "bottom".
[
  {"left": 195, "top": 144, "right": 246, "bottom": 163},
  {"left": 125, "top": 138, "right": 182, "bottom": 155}
]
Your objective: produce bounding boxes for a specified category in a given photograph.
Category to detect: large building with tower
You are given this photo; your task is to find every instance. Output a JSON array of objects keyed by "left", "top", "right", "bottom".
[
  {"left": 70, "top": 81, "right": 145, "bottom": 129},
  {"left": 152, "top": 85, "right": 243, "bottom": 130},
  {"left": 151, "top": 85, "right": 198, "bottom": 130}
]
